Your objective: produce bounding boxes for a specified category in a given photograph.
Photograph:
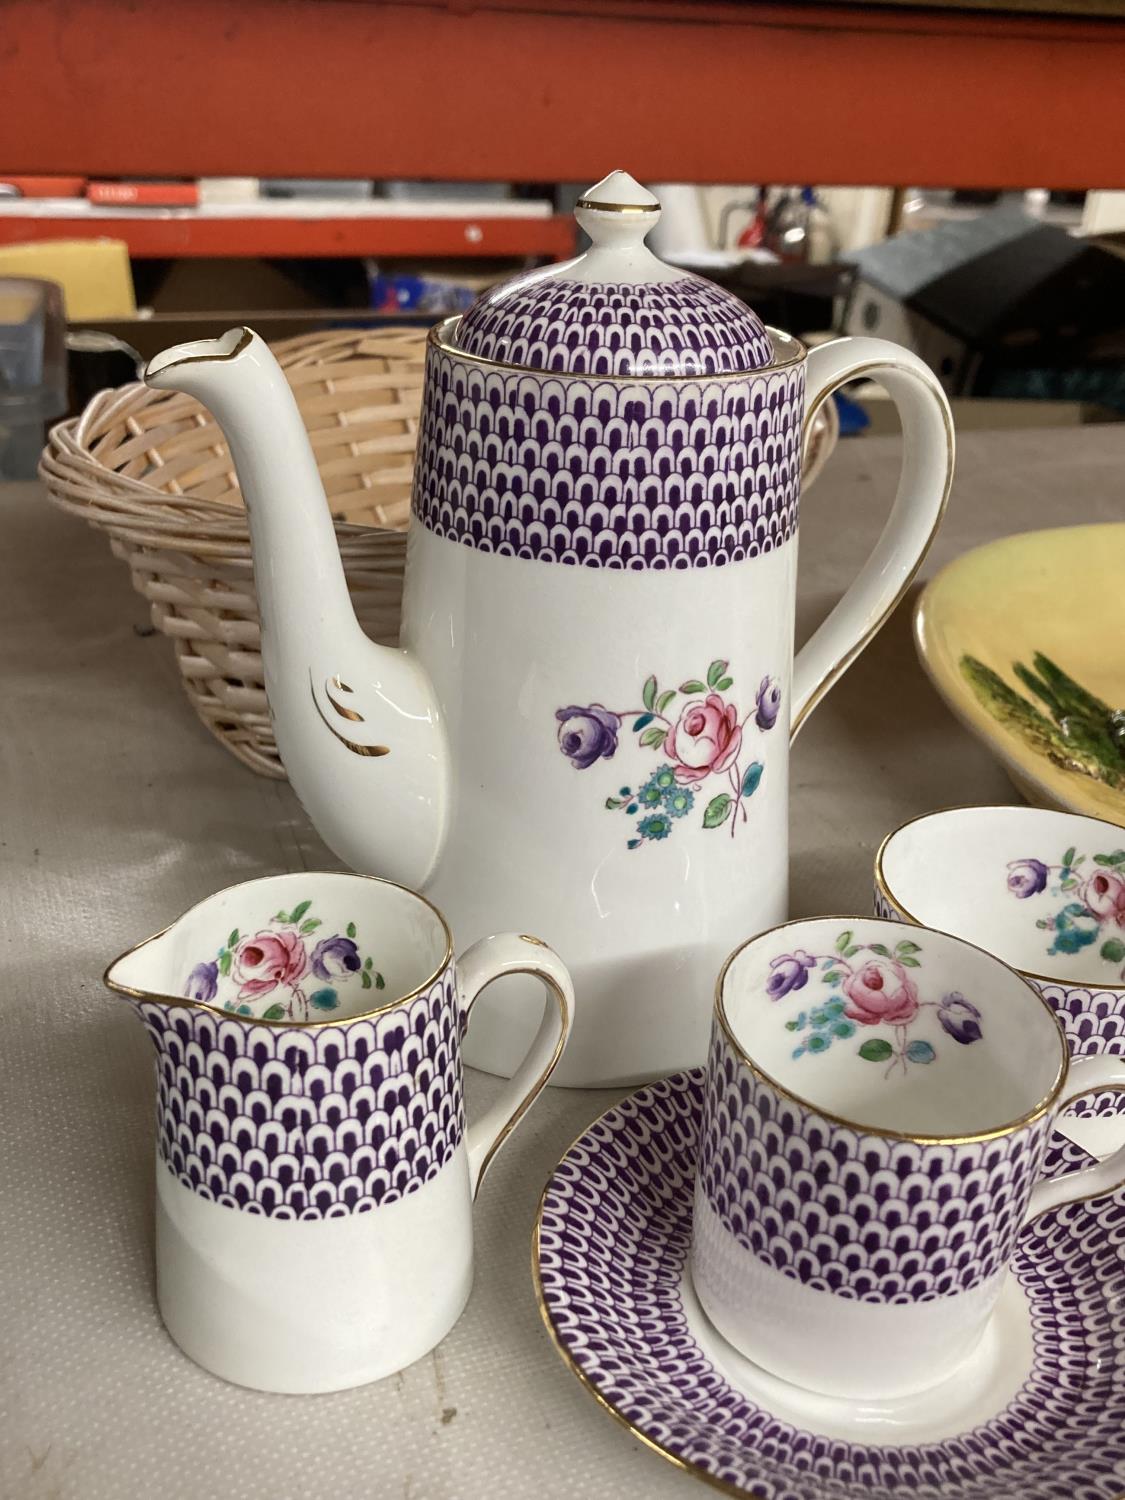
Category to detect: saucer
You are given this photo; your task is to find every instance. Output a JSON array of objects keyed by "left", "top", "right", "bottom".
[{"left": 534, "top": 1069, "right": 1125, "bottom": 1500}]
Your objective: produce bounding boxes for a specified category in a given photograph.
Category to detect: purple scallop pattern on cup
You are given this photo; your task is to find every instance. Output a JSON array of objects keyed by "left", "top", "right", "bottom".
[
  {"left": 453, "top": 277, "right": 775, "bottom": 377},
  {"left": 1024, "top": 979, "right": 1124, "bottom": 1119},
  {"left": 697, "top": 1024, "right": 1052, "bottom": 1303},
  {"left": 536, "top": 1069, "right": 1125, "bottom": 1500},
  {"left": 411, "top": 348, "right": 804, "bottom": 569},
  {"left": 872, "top": 888, "right": 903, "bottom": 925},
  {"left": 874, "top": 884, "right": 1124, "bottom": 1120},
  {"left": 134, "top": 967, "right": 464, "bottom": 1219}
]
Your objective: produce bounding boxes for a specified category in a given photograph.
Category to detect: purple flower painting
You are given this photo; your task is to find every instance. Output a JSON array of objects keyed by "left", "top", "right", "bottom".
[
  {"left": 182, "top": 900, "right": 385, "bottom": 1021},
  {"left": 1007, "top": 844, "right": 1125, "bottom": 978},
  {"left": 769, "top": 929, "right": 984, "bottom": 1076},
  {"left": 556, "top": 659, "right": 779, "bottom": 849}
]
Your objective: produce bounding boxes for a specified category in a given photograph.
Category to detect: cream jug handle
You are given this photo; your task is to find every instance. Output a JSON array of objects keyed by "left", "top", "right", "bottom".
[
  {"left": 458, "top": 934, "right": 575, "bottom": 1198},
  {"left": 791, "top": 337, "right": 954, "bottom": 738}
]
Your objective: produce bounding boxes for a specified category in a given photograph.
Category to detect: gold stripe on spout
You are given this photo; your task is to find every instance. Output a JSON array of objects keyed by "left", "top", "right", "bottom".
[
  {"left": 310, "top": 677, "right": 389, "bottom": 757},
  {"left": 326, "top": 686, "right": 364, "bottom": 722}
]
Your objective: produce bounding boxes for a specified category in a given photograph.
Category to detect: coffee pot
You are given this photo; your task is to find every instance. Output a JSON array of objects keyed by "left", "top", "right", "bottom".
[{"left": 145, "top": 170, "right": 953, "bottom": 1086}]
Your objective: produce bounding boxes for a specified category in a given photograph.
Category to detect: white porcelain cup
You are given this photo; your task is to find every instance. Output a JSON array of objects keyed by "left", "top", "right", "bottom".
[
  {"left": 105, "top": 871, "right": 574, "bottom": 1392},
  {"left": 875, "top": 804, "right": 1125, "bottom": 1120},
  {"left": 690, "top": 916, "right": 1125, "bottom": 1399}
]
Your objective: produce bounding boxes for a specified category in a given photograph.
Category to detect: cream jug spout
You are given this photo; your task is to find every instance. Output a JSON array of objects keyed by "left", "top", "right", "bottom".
[{"left": 144, "top": 329, "right": 448, "bottom": 887}]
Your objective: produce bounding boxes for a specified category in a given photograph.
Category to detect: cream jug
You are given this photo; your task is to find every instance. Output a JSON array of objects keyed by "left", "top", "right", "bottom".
[
  {"left": 105, "top": 871, "right": 573, "bottom": 1390},
  {"left": 144, "top": 170, "right": 953, "bottom": 1086}
]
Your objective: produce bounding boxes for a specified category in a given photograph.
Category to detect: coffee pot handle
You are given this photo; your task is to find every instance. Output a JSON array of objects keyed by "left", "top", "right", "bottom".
[
  {"left": 457, "top": 934, "right": 575, "bottom": 1199},
  {"left": 1023, "top": 1054, "right": 1125, "bottom": 1223},
  {"left": 791, "top": 337, "right": 954, "bottom": 738}
]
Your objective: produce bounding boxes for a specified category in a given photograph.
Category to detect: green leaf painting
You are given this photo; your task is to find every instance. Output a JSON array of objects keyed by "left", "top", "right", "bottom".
[
  {"left": 556, "top": 658, "right": 782, "bottom": 850},
  {"left": 769, "top": 927, "right": 984, "bottom": 1076},
  {"left": 859, "top": 1039, "right": 894, "bottom": 1062},
  {"left": 741, "top": 761, "right": 764, "bottom": 797},
  {"left": 1008, "top": 843, "right": 1125, "bottom": 980},
  {"left": 703, "top": 793, "right": 733, "bottom": 829},
  {"left": 182, "top": 898, "right": 381, "bottom": 1022}
]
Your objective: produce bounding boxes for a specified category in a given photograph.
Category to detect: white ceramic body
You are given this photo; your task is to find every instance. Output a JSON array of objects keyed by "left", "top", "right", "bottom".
[
  {"left": 690, "top": 917, "right": 1125, "bottom": 1399},
  {"left": 156, "top": 1143, "right": 474, "bottom": 1393},
  {"left": 106, "top": 872, "right": 574, "bottom": 1392},
  {"left": 875, "top": 805, "right": 1125, "bottom": 1118},
  {"left": 405, "top": 523, "right": 794, "bottom": 1083},
  {"left": 691, "top": 1186, "right": 1005, "bottom": 1398},
  {"left": 145, "top": 324, "right": 952, "bottom": 1086}
]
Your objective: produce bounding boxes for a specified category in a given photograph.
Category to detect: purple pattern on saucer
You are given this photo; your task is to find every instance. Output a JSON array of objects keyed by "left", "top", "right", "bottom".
[
  {"left": 411, "top": 347, "right": 804, "bottom": 570},
  {"left": 453, "top": 277, "right": 774, "bottom": 378},
  {"left": 874, "top": 885, "right": 1125, "bottom": 1120},
  {"left": 698, "top": 1026, "right": 1050, "bottom": 1303},
  {"left": 537, "top": 1069, "right": 1125, "bottom": 1500},
  {"left": 135, "top": 968, "right": 464, "bottom": 1218}
]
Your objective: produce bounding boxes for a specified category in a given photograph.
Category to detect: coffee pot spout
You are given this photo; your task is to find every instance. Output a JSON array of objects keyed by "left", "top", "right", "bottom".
[{"left": 144, "top": 329, "right": 449, "bottom": 888}]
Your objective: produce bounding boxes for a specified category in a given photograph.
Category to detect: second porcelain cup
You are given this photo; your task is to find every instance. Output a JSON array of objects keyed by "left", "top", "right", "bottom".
[
  {"left": 690, "top": 916, "right": 1125, "bottom": 1399},
  {"left": 105, "top": 872, "right": 574, "bottom": 1393}
]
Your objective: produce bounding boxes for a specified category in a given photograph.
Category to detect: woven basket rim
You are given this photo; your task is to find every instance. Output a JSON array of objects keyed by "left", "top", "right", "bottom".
[{"left": 40, "top": 327, "right": 422, "bottom": 539}]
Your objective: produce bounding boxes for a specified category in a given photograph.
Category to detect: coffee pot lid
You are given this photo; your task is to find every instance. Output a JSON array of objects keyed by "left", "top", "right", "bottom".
[{"left": 449, "top": 170, "right": 774, "bottom": 377}]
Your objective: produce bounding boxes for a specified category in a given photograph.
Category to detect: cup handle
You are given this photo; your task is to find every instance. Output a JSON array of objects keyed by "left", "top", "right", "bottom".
[
  {"left": 791, "top": 337, "right": 954, "bottom": 739},
  {"left": 458, "top": 934, "right": 575, "bottom": 1199},
  {"left": 1024, "top": 1054, "right": 1125, "bottom": 1223}
]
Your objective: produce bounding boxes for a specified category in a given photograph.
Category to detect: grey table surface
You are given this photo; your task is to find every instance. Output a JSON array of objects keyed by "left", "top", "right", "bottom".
[{"left": 2, "top": 424, "right": 1123, "bottom": 1500}]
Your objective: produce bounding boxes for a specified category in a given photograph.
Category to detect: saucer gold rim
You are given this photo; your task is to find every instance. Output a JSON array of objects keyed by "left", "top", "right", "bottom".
[{"left": 531, "top": 1099, "right": 750, "bottom": 1500}]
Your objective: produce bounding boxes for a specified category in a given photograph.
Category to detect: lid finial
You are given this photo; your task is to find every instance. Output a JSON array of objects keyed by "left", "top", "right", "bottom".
[
  {"left": 575, "top": 171, "right": 661, "bottom": 254},
  {"left": 576, "top": 170, "right": 661, "bottom": 215}
]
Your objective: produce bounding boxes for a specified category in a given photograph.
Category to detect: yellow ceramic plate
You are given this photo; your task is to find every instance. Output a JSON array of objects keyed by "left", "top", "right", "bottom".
[{"left": 914, "top": 524, "right": 1125, "bottom": 821}]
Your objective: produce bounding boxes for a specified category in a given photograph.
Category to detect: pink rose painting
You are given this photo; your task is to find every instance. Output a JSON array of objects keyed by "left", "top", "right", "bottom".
[
  {"left": 234, "top": 929, "right": 307, "bottom": 999},
  {"left": 181, "top": 898, "right": 385, "bottom": 1021},
  {"left": 666, "top": 694, "right": 743, "bottom": 785},
  {"left": 772, "top": 929, "right": 983, "bottom": 1076},
  {"left": 1008, "top": 843, "right": 1125, "bottom": 978},
  {"left": 556, "top": 659, "right": 778, "bottom": 849},
  {"left": 842, "top": 958, "right": 919, "bottom": 1027},
  {"left": 1083, "top": 868, "right": 1125, "bottom": 925}
]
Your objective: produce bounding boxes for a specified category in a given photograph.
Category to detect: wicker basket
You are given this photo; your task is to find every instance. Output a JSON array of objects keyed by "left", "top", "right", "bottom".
[{"left": 40, "top": 328, "right": 425, "bottom": 779}]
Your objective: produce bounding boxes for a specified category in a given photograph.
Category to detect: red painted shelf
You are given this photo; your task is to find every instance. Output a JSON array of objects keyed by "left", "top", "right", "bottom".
[
  {"left": 0, "top": 211, "right": 576, "bottom": 260},
  {"left": 2, "top": 1, "right": 1124, "bottom": 190}
]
